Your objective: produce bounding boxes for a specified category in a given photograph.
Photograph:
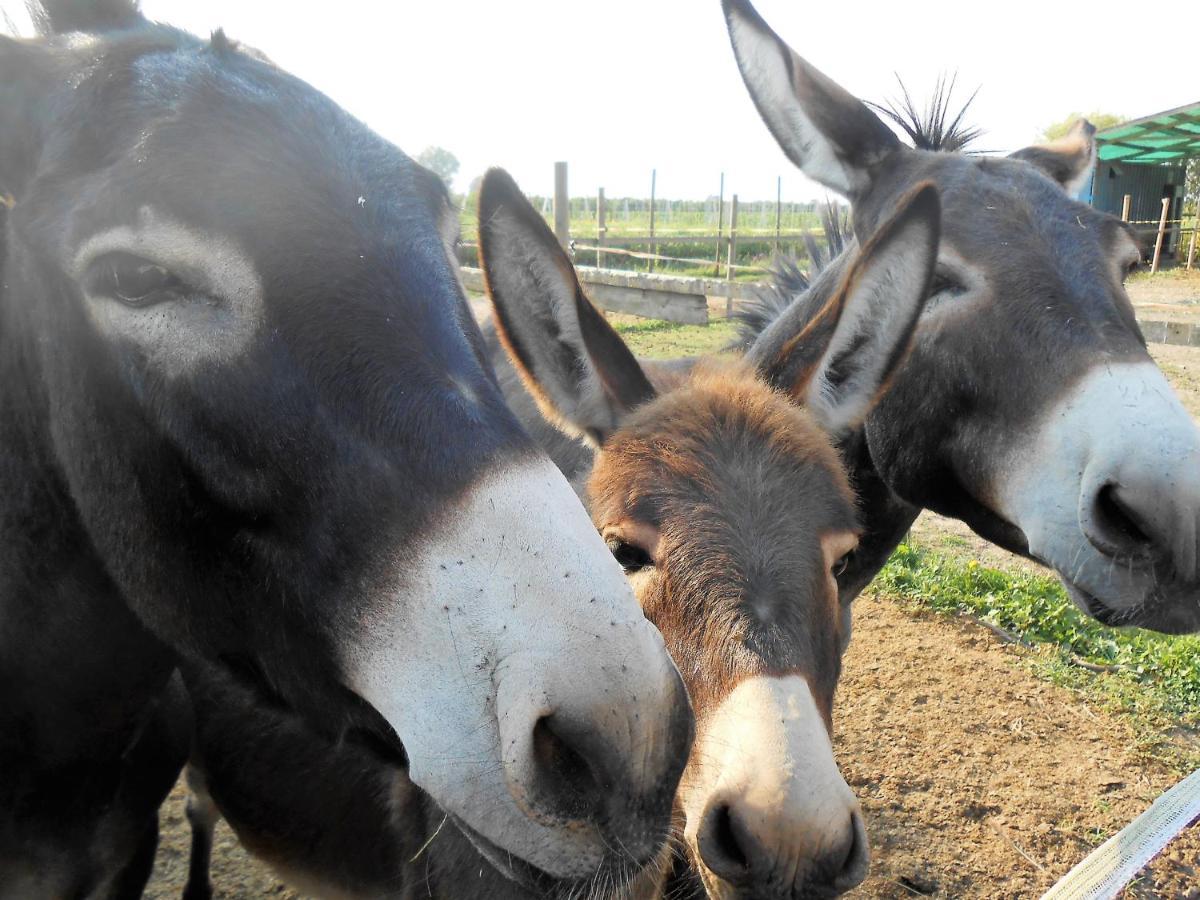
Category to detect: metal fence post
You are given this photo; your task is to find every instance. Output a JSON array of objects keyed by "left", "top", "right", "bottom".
[
  {"left": 713, "top": 172, "right": 725, "bottom": 278},
  {"left": 597, "top": 187, "right": 606, "bottom": 270},
  {"left": 553, "top": 162, "right": 569, "bottom": 250},
  {"left": 775, "top": 176, "right": 782, "bottom": 254},
  {"left": 725, "top": 194, "right": 739, "bottom": 317},
  {"left": 648, "top": 169, "right": 657, "bottom": 273}
]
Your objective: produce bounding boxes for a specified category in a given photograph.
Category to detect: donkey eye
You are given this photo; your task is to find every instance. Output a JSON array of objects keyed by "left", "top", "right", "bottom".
[
  {"left": 606, "top": 538, "right": 654, "bottom": 574},
  {"left": 86, "top": 252, "right": 185, "bottom": 308},
  {"left": 929, "top": 270, "right": 966, "bottom": 299},
  {"left": 832, "top": 551, "right": 854, "bottom": 579}
]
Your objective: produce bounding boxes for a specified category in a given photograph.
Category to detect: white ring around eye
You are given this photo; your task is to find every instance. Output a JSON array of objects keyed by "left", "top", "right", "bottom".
[{"left": 72, "top": 206, "right": 263, "bottom": 377}]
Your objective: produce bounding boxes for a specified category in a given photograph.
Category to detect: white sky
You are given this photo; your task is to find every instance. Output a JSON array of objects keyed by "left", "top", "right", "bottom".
[{"left": 5, "top": 1, "right": 1196, "bottom": 202}]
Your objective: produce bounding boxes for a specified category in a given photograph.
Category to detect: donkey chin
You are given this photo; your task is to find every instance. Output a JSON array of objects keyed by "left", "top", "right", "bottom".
[
  {"left": 996, "top": 360, "right": 1200, "bottom": 635},
  {"left": 452, "top": 813, "right": 674, "bottom": 899}
]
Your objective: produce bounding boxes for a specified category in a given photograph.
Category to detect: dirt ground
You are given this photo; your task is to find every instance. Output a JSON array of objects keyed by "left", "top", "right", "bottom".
[
  {"left": 142, "top": 315, "right": 1200, "bottom": 899},
  {"left": 1127, "top": 269, "right": 1200, "bottom": 323}
]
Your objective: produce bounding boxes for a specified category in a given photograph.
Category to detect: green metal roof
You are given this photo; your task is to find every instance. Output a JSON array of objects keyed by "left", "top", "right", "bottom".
[{"left": 1096, "top": 102, "right": 1200, "bottom": 163}]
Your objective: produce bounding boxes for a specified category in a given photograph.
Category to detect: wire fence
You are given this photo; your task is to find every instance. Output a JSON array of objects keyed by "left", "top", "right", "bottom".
[{"left": 459, "top": 164, "right": 846, "bottom": 281}]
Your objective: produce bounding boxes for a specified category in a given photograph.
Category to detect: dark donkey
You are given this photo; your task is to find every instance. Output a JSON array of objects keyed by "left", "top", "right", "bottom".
[
  {"left": 724, "top": 0, "right": 1200, "bottom": 634},
  {"left": 0, "top": 3, "right": 692, "bottom": 896},
  {"left": 182, "top": 169, "right": 939, "bottom": 900}
]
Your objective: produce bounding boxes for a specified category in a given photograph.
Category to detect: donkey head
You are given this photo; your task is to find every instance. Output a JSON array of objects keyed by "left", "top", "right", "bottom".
[
  {"left": 725, "top": 0, "right": 1200, "bottom": 633},
  {"left": 0, "top": 2, "right": 692, "bottom": 881},
  {"left": 480, "top": 167, "right": 939, "bottom": 898}
]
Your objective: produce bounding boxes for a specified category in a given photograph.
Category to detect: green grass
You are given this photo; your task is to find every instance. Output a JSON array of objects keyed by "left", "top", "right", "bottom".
[
  {"left": 1128, "top": 265, "right": 1200, "bottom": 286},
  {"left": 609, "top": 315, "right": 738, "bottom": 359},
  {"left": 876, "top": 541, "right": 1200, "bottom": 770}
]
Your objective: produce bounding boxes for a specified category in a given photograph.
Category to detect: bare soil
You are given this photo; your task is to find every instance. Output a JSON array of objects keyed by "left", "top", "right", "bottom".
[
  {"left": 840, "top": 594, "right": 1199, "bottom": 900},
  {"left": 1127, "top": 270, "right": 1200, "bottom": 323}
]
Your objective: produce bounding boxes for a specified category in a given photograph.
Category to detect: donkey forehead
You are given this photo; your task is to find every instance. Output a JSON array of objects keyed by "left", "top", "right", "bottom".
[
  {"left": 868, "top": 152, "right": 1123, "bottom": 253},
  {"left": 593, "top": 381, "right": 857, "bottom": 530},
  {"left": 54, "top": 32, "right": 452, "bottom": 240}
]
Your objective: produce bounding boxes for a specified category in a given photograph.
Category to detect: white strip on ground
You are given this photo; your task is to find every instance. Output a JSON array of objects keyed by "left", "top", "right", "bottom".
[{"left": 1040, "top": 766, "right": 1200, "bottom": 900}]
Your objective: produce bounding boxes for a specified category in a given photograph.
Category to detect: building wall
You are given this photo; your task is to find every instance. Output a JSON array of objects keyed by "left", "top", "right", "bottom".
[{"left": 1088, "top": 161, "right": 1186, "bottom": 253}]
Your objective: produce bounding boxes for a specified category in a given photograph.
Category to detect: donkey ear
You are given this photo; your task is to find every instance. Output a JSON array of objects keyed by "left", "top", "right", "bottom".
[
  {"left": 756, "top": 183, "right": 940, "bottom": 436},
  {"left": 722, "top": 0, "right": 901, "bottom": 200},
  {"left": 478, "top": 169, "right": 656, "bottom": 446},
  {"left": 1009, "top": 119, "right": 1097, "bottom": 197}
]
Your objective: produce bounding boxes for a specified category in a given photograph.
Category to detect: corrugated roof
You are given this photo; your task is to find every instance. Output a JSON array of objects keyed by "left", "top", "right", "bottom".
[{"left": 1095, "top": 103, "right": 1200, "bottom": 163}]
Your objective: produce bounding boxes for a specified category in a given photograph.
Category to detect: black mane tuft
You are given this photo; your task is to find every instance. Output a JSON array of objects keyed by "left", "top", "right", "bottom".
[
  {"left": 208, "top": 28, "right": 234, "bottom": 56},
  {"left": 730, "top": 200, "right": 851, "bottom": 352},
  {"left": 27, "top": 0, "right": 141, "bottom": 35},
  {"left": 869, "top": 74, "right": 983, "bottom": 153},
  {"left": 730, "top": 256, "right": 813, "bottom": 353}
]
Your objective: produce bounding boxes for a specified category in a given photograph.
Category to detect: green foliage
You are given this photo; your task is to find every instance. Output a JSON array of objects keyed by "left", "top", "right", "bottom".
[
  {"left": 416, "top": 146, "right": 459, "bottom": 187},
  {"left": 1039, "top": 111, "right": 1123, "bottom": 142},
  {"left": 877, "top": 542, "right": 1200, "bottom": 723},
  {"left": 609, "top": 316, "right": 738, "bottom": 359}
]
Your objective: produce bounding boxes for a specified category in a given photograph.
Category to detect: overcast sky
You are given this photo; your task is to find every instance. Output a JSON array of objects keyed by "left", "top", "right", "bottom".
[{"left": 5, "top": 1, "right": 1196, "bottom": 202}]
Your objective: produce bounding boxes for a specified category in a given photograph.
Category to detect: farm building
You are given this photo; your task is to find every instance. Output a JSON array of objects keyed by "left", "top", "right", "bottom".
[{"left": 1082, "top": 102, "right": 1200, "bottom": 258}]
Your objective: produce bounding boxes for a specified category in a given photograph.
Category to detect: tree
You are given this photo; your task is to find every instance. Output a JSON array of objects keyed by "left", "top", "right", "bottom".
[
  {"left": 416, "top": 146, "right": 460, "bottom": 188},
  {"left": 1039, "top": 111, "right": 1123, "bottom": 142}
]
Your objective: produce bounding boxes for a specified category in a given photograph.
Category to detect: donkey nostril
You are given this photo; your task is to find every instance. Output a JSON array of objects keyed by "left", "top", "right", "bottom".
[
  {"left": 1086, "top": 483, "right": 1155, "bottom": 560},
  {"left": 698, "top": 803, "right": 751, "bottom": 881},
  {"left": 530, "top": 714, "right": 600, "bottom": 820},
  {"left": 835, "top": 811, "right": 868, "bottom": 881},
  {"left": 1097, "top": 484, "right": 1151, "bottom": 545}
]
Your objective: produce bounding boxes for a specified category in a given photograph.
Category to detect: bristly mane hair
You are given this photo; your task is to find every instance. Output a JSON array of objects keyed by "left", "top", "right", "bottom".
[
  {"left": 868, "top": 74, "right": 983, "bottom": 153},
  {"left": 729, "top": 257, "right": 813, "bottom": 353},
  {"left": 729, "top": 200, "right": 850, "bottom": 352}
]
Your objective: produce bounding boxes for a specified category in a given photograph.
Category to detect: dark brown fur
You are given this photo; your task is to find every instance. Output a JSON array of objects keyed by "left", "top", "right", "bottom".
[{"left": 587, "top": 361, "right": 855, "bottom": 715}]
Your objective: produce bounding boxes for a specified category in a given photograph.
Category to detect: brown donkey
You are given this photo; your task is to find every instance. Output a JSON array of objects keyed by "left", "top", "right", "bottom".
[
  {"left": 477, "top": 168, "right": 940, "bottom": 898},
  {"left": 181, "top": 170, "right": 938, "bottom": 900}
]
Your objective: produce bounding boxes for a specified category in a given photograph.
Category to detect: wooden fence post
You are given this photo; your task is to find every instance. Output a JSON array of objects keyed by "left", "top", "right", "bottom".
[
  {"left": 553, "top": 161, "right": 569, "bottom": 250},
  {"left": 648, "top": 169, "right": 657, "bottom": 273},
  {"left": 1188, "top": 212, "right": 1198, "bottom": 271},
  {"left": 597, "top": 187, "right": 607, "bottom": 270},
  {"left": 726, "top": 194, "right": 739, "bottom": 317},
  {"left": 1151, "top": 196, "right": 1170, "bottom": 274},
  {"left": 1121, "top": 194, "right": 1132, "bottom": 222},
  {"left": 713, "top": 172, "right": 725, "bottom": 278}
]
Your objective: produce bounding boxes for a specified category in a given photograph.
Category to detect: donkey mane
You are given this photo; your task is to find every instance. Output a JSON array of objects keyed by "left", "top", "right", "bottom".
[
  {"left": 729, "top": 256, "right": 815, "bottom": 352},
  {"left": 868, "top": 75, "right": 983, "bottom": 154},
  {"left": 729, "top": 201, "right": 849, "bottom": 352}
]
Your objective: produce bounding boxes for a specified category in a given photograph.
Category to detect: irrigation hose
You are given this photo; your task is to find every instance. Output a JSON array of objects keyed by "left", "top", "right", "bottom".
[{"left": 1040, "top": 766, "right": 1200, "bottom": 900}]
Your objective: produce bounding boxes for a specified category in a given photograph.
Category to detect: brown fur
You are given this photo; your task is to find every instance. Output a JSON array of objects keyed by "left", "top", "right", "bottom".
[{"left": 587, "top": 361, "right": 856, "bottom": 715}]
